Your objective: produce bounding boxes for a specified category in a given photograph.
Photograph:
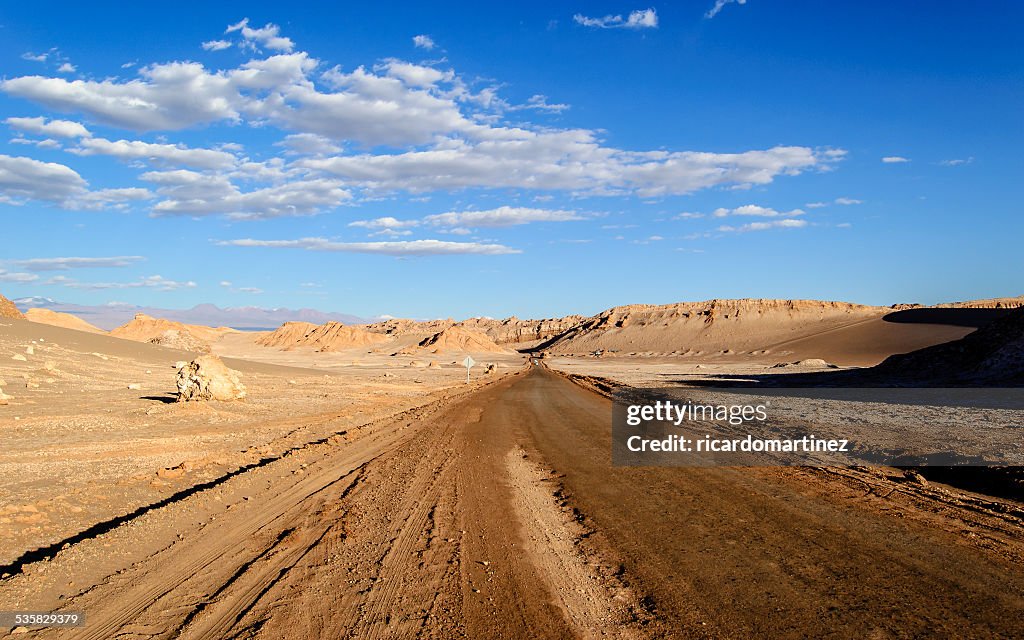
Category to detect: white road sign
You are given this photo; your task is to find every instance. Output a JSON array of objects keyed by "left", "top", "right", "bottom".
[{"left": 463, "top": 355, "right": 475, "bottom": 383}]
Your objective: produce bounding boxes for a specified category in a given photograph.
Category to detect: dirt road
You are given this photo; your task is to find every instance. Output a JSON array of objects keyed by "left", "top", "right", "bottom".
[{"left": 3, "top": 365, "right": 1023, "bottom": 638}]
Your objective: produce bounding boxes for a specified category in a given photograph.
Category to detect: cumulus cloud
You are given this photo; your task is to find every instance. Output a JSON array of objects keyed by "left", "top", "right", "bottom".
[
  {"left": 0, "top": 19, "right": 843, "bottom": 217},
  {"left": 718, "top": 219, "right": 806, "bottom": 232},
  {"left": 202, "top": 40, "right": 233, "bottom": 51},
  {"left": 412, "top": 35, "right": 436, "bottom": 50},
  {"left": 0, "top": 154, "right": 88, "bottom": 204},
  {"left": 276, "top": 133, "right": 342, "bottom": 155},
  {"left": 574, "top": 9, "right": 658, "bottom": 29},
  {"left": 5, "top": 116, "right": 91, "bottom": 138},
  {"left": 4, "top": 256, "right": 145, "bottom": 271},
  {"left": 424, "top": 206, "right": 582, "bottom": 228},
  {"left": 834, "top": 197, "right": 862, "bottom": 205},
  {"left": 71, "top": 137, "right": 238, "bottom": 170},
  {"left": 141, "top": 169, "right": 351, "bottom": 219},
  {"left": 220, "top": 237, "right": 520, "bottom": 256},
  {"left": 881, "top": 156, "right": 909, "bottom": 163},
  {"left": 57, "top": 63, "right": 77, "bottom": 73},
  {"left": 305, "top": 137, "right": 836, "bottom": 197},
  {"left": 706, "top": 0, "right": 747, "bottom": 19},
  {"left": 226, "top": 18, "right": 294, "bottom": 52},
  {"left": 711, "top": 204, "right": 804, "bottom": 218}
]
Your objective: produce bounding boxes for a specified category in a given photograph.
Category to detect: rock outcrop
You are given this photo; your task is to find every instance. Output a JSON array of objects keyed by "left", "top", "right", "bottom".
[
  {"left": 0, "top": 293, "right": 24, "bottom": 320},
  {"left": 176, "top": 355, "right": 247, "bottom": 402},
  {"left": 400, "top": 326, "right": 509, "bottom": 354}
]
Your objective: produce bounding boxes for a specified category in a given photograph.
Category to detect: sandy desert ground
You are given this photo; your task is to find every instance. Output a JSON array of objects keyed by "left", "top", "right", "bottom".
[{"left": 0, "top": 295, "right": 1022, "bottom": 637}]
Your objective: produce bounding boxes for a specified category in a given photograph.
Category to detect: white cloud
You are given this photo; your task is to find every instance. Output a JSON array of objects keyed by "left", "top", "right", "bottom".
[
  {"left": 4, "top": 256, "right": 145, "bottom": 271},
  {"left": 706, "top": 0, "right": 747, "bottom": 19},
  {"left": 305, "top": 136, "right": 836, "bottom": 197},
  {"left": 225, "top": 18, "right": 294, "bottom": 52},
  {"left": 5, "top": 116, "right": 91, "bottom": 138},
  {"left": 202, "top": 40, "right": 233, "bottom": 51},
  {"left": 238, "top": 286, "right": 263, "bottom": 294},
  {"left": 0, "top": 22, "right": 843, "bottom": 216},
  {"left": 43, "top": 274, "right": 196, "bottom": 291},
  {"left": 22, "top": 52, "right": 49, "bottom": 62},
  {"left": 348, "top": 216, "right": 420, "bottom": 230},
  {"left": 57, "top": 63, "right": 77, "bottom": 74},
  {"left": 383, "top": 60, "right": 454, "bottom": 88},
  {"left": 574, "top": 9, "right": 658, "bottom": 29},
  {"left": 276, "top": 133, "right": 342, "bottom": 156},
  {"left": 1, "top": 64, "right": 241, "bottom": 131},
  {"left": 940, "top": 157, "right": 974, "bottom": 166},
  {"left": 718, "top": 219, "right": 806, "bottom": 232},
  {"left": 72, "top": 137, "right": 238, "bottom": 170},
  {"left": 0, "top": 154, "right": 87, "bottom": 204},
  {"left": 0, "top": 270, "right": 40, "bottom": 283},
  {"left": 675, "top": 212, "right": 704, "bottom": 219},
  {"left": 834, "top": 197, "right": 862, "bottom": 205},
  {"left": 220, "top": 237, "right": 520, "bottom": 256},
  {"left": 805, "top": 201, "right": 827, "bottom": 209},
  {"left": 508, "top": 94, "right": 570, "bottom": 114},
  {"left": 412, "top": 35, "right": 436, "bottom": 50},
  {"left": 711, "top": 204, "right": 804, "bottom": 218},
  {"left": 142, "top": 169, "right": 351, "bottom": 219},
  {"left": 881, "top": 156, "right": 909, "bottom": 163},
  {"left": 424, "top": 206, "right": 582, "bottom": 228}
]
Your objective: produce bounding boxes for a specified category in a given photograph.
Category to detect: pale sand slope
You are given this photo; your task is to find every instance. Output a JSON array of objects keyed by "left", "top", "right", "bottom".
[
  {"left": 538, "top": 298, "right": 1023, "bottom": 367},
  {"left": 0, "top": 316, "right": 522, "bottom": 564},
  {"left": 25, "top": 308, "right": 106, "bottom": 334}
]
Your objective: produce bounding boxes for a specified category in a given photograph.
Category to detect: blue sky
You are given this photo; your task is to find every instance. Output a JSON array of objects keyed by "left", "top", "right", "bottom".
[{"left": 0, "top": 1, "right": 1020, "bottom": 319}]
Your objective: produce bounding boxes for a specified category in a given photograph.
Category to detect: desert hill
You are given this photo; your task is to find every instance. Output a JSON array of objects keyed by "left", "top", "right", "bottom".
[
  {"left": 1, "top": 293, "right": 25, "bottom": 320},
  {"left": 399, "top": 326, "right": 509, "bottom": 355},
  {"left": 534, "top": 298, "right": 1024, "bottom": 366},
  {"left": 255, "top": 321, "right": 320, "bottom": 348},
  {"left": 277, "top": 321, "right": 390, "bottom": 352},
  {"left": 25, "top": 308, "right": 105, "bottom": 334},
  {"left": 111, "top": 313, "right": 235, "bottom": 344},
  {"left": 460, "top": 315, "right": 587, "bottom": 345}
]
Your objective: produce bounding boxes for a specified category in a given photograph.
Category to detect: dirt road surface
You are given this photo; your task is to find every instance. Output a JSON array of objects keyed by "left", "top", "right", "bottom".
[{"left": 2, "top": 365, "right": 1023, "bottom": 638}]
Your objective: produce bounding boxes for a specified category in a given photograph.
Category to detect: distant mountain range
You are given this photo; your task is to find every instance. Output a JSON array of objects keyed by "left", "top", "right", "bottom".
[{"left": 12, "top": 297, "right": 368, "bottom": 331}]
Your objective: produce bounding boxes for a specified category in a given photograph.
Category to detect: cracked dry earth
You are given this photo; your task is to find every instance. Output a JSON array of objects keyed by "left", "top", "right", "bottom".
[{"left": 2, "top": 366, "right": 1024, "bottom": 638}]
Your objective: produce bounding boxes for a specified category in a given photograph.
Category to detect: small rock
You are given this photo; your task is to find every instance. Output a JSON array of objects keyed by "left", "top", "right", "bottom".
[
  {"left": 11, "top": 354, "right": 27, "bottom": 362},
  {"left": 127, "top": 383, "right": 142, "bottom": 390},
  {"left": 176, "top": 355, "right": 246, "bottom": 402},
  {"left": 25, "top": 346, "right": 34, "bottom": 355}
]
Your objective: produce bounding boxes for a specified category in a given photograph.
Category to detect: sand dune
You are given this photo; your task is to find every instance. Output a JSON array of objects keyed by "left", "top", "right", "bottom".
[{"left": 25, "top": 307, "right": 106, "bottom": 334}]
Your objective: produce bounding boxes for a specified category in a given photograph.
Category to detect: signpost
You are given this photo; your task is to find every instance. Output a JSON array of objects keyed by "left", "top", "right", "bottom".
[{"left": 462, "top": 355, "right": 475, "bottom": 384}]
